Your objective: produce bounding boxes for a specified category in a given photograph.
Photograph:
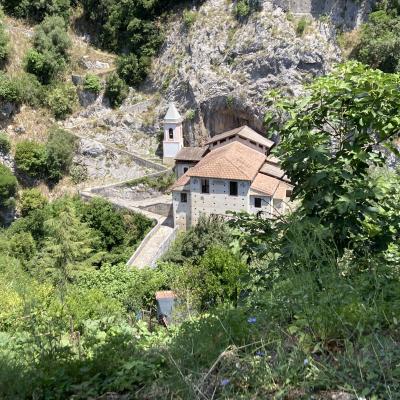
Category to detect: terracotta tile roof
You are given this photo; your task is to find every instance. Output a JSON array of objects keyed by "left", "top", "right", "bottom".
[
  {"left": 251, "top": 173, "right": 293, "bottom": 199},
  {"left": 175, "top": 147, "right": 208, "bottom": 162},
  {"left": 206, "top": 125, "right": 275, "bottom": 149},
  {"left": 186, "top": 141, "right": 265, "bottom": 181},
  {"left": 260, "top": 161, "right": 287, "bottom": 180},
  {"left": 170, "top": 173, "right": 190, "bottom": 190},
  {"left": 156, "top": 291, "right": 176, "bottom": 300}
]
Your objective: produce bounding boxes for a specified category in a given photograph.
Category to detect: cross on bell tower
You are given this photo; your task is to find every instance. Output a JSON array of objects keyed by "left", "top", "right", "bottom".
[{"left": 163, "top": 102, "right": 184, "bottom": 165}]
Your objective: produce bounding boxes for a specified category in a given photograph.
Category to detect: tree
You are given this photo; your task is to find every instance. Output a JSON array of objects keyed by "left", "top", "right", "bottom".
[
  {"left": 45, "top": 127, "right": 76, "bottom": 181},
  {"left": 46, "top": 83, "right": 78, "bottom": 119},
  {"left": 105, "top": 72, "right": 128, "bottom": 108},
  {"left": 116, "top": 54, "right": 150, "bottom": 87},
  {"left": 25, "top": 15, "right": 71, "bottom": 83},
  {"left": 19, "top": 188, "right": 48, "bottom": 217},
  {"left": 79, "top": 197, "right": 126, "bottom": 250},
  {"left": 355, "top": 10, "right": 400, "bottom": 73},
  {"left": 14, "top": 140, "right": 47, "bottom": 179},
  {"left": 32, "top": 202, "right": 97, "bottom": 297},
  {"left": 266, "top": 62, "right": 400, "bottom": 254}
]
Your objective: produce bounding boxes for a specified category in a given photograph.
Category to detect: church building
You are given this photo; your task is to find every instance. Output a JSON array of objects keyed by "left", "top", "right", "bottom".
[{"left": 162, "top": 103, "right": 293, "bottom": 230}]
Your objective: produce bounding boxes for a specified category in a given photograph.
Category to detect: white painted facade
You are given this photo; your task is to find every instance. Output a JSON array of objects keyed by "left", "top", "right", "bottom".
[{"left": 163, "top": 104, "right": 184, "bottom": 165}]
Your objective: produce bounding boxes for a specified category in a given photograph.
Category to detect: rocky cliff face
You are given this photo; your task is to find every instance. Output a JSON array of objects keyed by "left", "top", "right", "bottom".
[{"left": 145, "top": 0, "right": 371, "bottom": 145}]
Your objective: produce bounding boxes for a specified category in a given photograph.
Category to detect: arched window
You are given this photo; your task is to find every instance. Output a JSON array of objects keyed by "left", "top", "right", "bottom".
[{"left": 169, "top": 128, "right": 174, "bottom": 139}]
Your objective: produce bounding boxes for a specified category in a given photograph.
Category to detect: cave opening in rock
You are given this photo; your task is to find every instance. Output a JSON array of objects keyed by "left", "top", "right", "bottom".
[{"left": 202, "top": 107, "right": 265, "bottom": 137}]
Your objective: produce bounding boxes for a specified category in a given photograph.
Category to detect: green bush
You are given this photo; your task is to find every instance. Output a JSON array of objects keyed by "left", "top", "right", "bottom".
[
  {"left": 25, "top": 15, "right": 71, "bottom": 84},
  {"left": 46, "top": 83, "right": 78, "bottom": 119},
  {"left": 45, "top": 127, "right": 76, "bottom": 182},
  {"left": 355, "top": 10, "right": 400, "bottom": 72},
  {"left": 296, "top": 16, "right": 310, "bottom": 36},
  {"left": 0, "top": 73, "right": 21, "bottom": 103},
  {"left": 19, "top": 188, "right": 48, "bottom": 217},
  {"left": 105, "top": 72, "right": 129, "bottom": 108},
  {"left": 183, "top": 9, "right": 197, "bottom": 27},
  {"left": 0, "top": 164, "right": 16, "bottom": 208},
  {"left": 2, "top": 0, "right": 71, "bottom": 22},
  {"left": 14, "top": 140, "right": 47, "bottom": 179},
  {"left": 82, "top": 73, "right": 102, "bottom": 94},
  {"left": 13, "top": 73, "right": 45, "bottom": 108},
  {"left": 0, "top": 14, "right": 9, "bottom": 67},
  {"left": 0, "top": 131, "right": 10, "bottom": 153},
  {"left": 234, "top": 0, "right": 251, "bottom": 18},
  {"left": 69, "top": 163, "right": 88, "bottom": 184},
  {"left": 116, "top": 54, "right": 150, "bottom": 87}
]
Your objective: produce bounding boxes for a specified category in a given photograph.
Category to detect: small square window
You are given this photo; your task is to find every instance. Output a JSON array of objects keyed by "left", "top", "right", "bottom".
[
  {"left": 254, "top": 197, "right": 262, "bottom": 208},
  {"left": 180, "top": 193, "right": 187, "bottom": 203},
  {"left": 229, "top": 181, "right": 238, "bottom": 196},
  {"left": 286, "top": 190, "right": 292, "bottom": 198},
  {"left": 183, "top": 167, "right": 188, "bottom": 173},
  {"left": 201, "top": 179, "right": 209, "bottom": 194}
]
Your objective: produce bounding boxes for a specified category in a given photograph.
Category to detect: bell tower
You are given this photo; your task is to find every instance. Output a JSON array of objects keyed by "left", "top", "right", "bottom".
[{"left": 163, "top": 103, "right": 184, "bottom": 165}]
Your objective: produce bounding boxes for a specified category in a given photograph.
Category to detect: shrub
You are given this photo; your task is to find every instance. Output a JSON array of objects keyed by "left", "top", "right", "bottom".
[
  {"left": 0, "top": 132, "right": 10, "bottom": 153},
  {"left": 105, "top": 72, "right": 128, "bottom": 108},
  {"left": 234, "top": 0, "right": 251, "bottom": 18},
  {"left": 69, "top": 163, "right": 88, "bottom": 184},
  {"left": 0, "top": 15, "right": 9, "bottom": 66},
  {"left": 0, "top": 73, "right": 21, "bottom": 103},
  {"left": 116, "top": 54, "right": 150, "bottom": 87},
  {"left": 296, "top": 16, "right": 310, "bottom": 36},
  {"left": 2, "top": 0, "right": 71, "bottom": 22},
  {"left": 14, "top": 140, "right": 47, "bottom": 179},
  {"left": 46, "top": 83, "right": 78, "bottom": 119},
  {"left": 19, "top": 188, "right": 48, "bottom": 217},
  {"left": 13, "top": 73, "right": 46, "bottom": 107},
  {"left": 45, "top": 127, "right": 76, "bottom": 182},
  {"left": 25, "top": 15, "right": 71, "bottom": 83},
  {"left": 82, "top": 73, "right": 102, "bottom": 94},
  {"left": 354, "top": 10, "right": 400, "bottom": 72},
  {"left": 0, "top": 164, "right": 17, "bottom": 208},
  {"left": 183, "top": 10, "right": 197, "bottom": 27}
]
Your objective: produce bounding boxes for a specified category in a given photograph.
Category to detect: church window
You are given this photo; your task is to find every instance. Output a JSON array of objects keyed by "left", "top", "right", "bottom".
[
  {"left": 201, "top": 179, "right": 210, "bottom": 194},
  {"left": 169, "top": 128, "right": 174, "bottom": 139},
  {"left": 181, "top": 193, "right": 187, "bottom": 203},
  {"left": 254, "top": 197, "right": 262, "bottom": 208}
]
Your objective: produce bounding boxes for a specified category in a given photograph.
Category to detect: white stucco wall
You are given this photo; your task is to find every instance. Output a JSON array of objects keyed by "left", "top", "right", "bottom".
[
  {"left": 189, "top": 178, "right": 250, "bottom": 225},
  {"left": 249, "top": 195, "right": 272, "bottom": 215},
  {"left": 173, "top": 191, "right": 190, "bottom": 230},
  {"left": 176, "top": 162, "right": 195, "bottom": 178}
]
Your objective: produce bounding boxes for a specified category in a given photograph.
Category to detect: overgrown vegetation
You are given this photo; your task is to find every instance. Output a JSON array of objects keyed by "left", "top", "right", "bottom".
[
  {"left": 127, "top": 172, "right": 176, "bottom": 193},
  {"left": 105, "top": 72, "right": 129, "bottom": 108},
  {"left": 14, "top": 127, "right": 77, "bottom": 183}
]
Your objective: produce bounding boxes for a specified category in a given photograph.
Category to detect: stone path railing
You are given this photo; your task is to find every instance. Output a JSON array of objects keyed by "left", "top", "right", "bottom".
[{"left": 69, "top": 125, "right": 176, "bottom": 269}]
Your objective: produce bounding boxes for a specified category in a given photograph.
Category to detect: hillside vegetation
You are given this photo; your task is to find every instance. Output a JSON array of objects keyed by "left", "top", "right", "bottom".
[{"left": 1, "top": 1, "right": 400, "bottom": 399}]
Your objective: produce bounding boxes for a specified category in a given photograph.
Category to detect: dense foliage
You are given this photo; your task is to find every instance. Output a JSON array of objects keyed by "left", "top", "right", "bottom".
[
  {"left": 25, "top": 15, "right": 71, "bottom": 84},
  {"left": 0, "top": 164, "right": 16, "bottom": 209},
  {"left": 14, "top": 127, "right": 77, "bottom": 182},
  {"left": 105, "top": 72, "right": 129, "bottom": 108}
]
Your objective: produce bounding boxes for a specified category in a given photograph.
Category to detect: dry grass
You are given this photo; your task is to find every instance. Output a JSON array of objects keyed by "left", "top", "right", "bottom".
[
  {"left": 337, "top": 29, "right": 361, "bottom": 59},
  {"left": 4, "top": 106, "right": 55, "bottom": 145},
  {"left": 4, "top": 16, "right": 33, "bottom": 76}
]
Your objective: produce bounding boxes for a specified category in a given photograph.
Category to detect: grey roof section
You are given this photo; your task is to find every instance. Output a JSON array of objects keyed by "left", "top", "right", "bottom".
[
  {"left": 164, "top": 103, "right": 183, "bottom": 122},
  {"left": 175, "top": 146, "right": 208, "bottom": 162},
  {"left": 260, "top": 159, "right": 289, "bottom": 182},
  {"left": 206, "top": 125, "right": 275, "bottom": 149}
]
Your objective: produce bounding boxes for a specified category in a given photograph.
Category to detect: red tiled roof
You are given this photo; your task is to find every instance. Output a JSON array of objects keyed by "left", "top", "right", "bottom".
[
  {"left": 175, "top": 147, "right": 208, "bottom": 162},
  {"left": 156, "top": 291, "right": 176, "bottom": 300},
  {"left": 251, "top": 173, "right": 293, "bottom": 198},
  {"left": 206, "top": 125, "right": 274, "bottom": 149},
  {"left": 170, "top": 173, "right": 190, "bottom": 190},
  {"left": 186, "top": 141, "right": 266, "bottom": 181}
]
